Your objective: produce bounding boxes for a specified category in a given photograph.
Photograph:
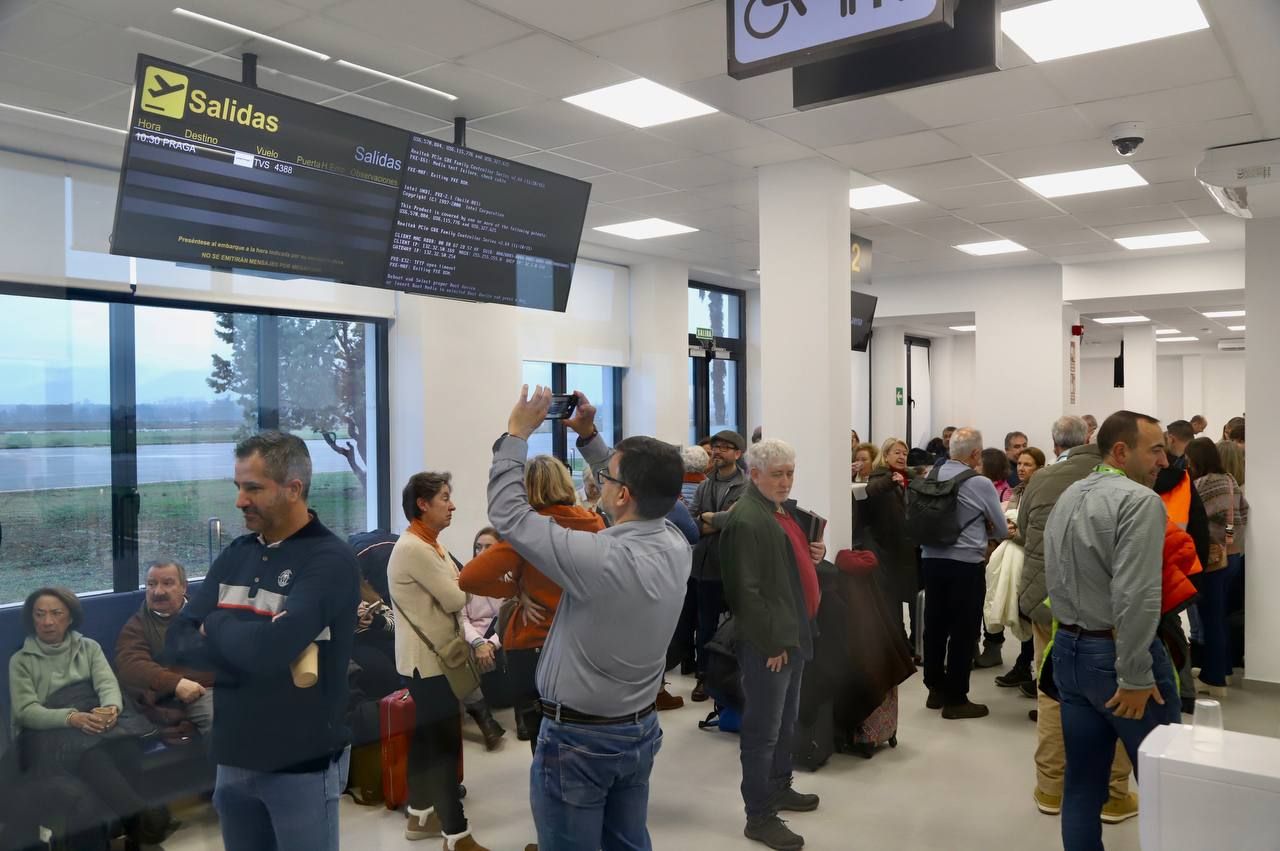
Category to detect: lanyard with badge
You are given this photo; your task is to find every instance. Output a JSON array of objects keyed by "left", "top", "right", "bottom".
[{"left": 1094, "top": 464, "right": 1125, "bottom": 477}]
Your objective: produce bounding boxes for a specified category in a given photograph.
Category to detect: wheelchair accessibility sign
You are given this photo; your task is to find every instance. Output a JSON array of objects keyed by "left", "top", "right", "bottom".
[{"left": 727, "top": 0, "right": 952, "bottom": 78}]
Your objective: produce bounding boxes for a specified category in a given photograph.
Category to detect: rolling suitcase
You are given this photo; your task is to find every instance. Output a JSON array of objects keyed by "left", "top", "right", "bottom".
[
  {"left": 914, "top": 589, "right": 927, "bottom": 660},
  {"left": 379, "top": 688, "right": 467, "bottom": 812},
  {"left": 793, "top": 699, "right": 836, "bottom": 772},
  {"left": 847, "top": 687, "right": 899, "bottom": 758},
  {"left": 379, "top": 689, "right": 415, "bottom": 811},
  {"left": 347, "top": 741, "right": 383, "bottom": 806}
]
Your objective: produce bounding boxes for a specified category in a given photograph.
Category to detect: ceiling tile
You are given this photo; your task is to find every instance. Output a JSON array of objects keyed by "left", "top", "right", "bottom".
[
  {"left": 470, "top": 0, "right": 706, "bottom": 42},
  {"left": 872, "top": 157, "right": 1009, "bottom": 195},
  {"left": 939, "top": 106, "right": 1098, "bottom": 155},
  {"left": 37, "top": 22, "right": 213, "bottom": 87},
  {"left": 552, "top": 132, "right": 696, "bottom": 171},
  {"left": 886, "top": 66, "right": 1068, "bottom": 128},
  {"left": 646, "top": 113, "right": 789, "bottom": 155},
  {"left": 717, "top": 139, "right": 813, "bottom": 167},
  {"left": 1175, "top": 196, "right": 1224, "bottom": 218},
  {"left": 0, "top": 53, "right": 126, "bottom": 113},
  {"left": 986, "top": 217, "right": 1107, "bottom": 246},
  {"left": 762, "top": 98, "right": 928, "bottom": 148},
  {"left": 613, "top": 190, "right": 731, "bottom": 220},
  {"left": 583, "top": 172, "right": 674, "bottom": 202},
  {"left": 0, "top": 114, "right": 124, "bottom": 167},
  {"left": 983, "top": 139, "right": 1120, "bottom": 178},
  {"left": 694, "top": 178, "right": 759, "bottom": 208},
  {"left": 1128, "top": 154, "right": 1201, "bottom": 185},
  {"left": 424, "top": 126, "right": 537, "bottom": 159},
  {"left": 862, "top": 201, "right": 949, "bottom": 225},
  {"left": 627, "top": 156, "right": 754, "bottom": 190},
  {"left": 679, "top": 72, "right": 795, "bottom": 122},
  {"left": 324, "top": 0, "right": 530, "bottom": 59},
  {"left": 0, "top": 3, "right": 96, "bottom": 58},
  {"left": 920, "top": 180, "right": 1039, "bottom": 210},
  {"left": 1073, "top": 204, "right": 1187, "bottom": 228},
  {"left": 469, "top": 100, "right": 624, "bottom": 149},
  {"left": 823, "top": 131, "right": 965, "bottom": 173},
  {"left": 1075, "top": 77, "right": 1254, "bottom": 129},
  {"left": 459, "top": 33, "right": 632, "bottom": 98},
  {"left": 1098, "top": 217, "right": 1206, "bottom": 239},
  {"left": 355, "top": 63, "right": 544, "bottom": 120},
  {"left": 904, "top": 217, "right": 1000, "bottom": 242},
  {"left": 511, "top": 151, "right": 610, "bottom": 180},
  {"left": 269, "top": 15, "right": 444, "bottom": 74},
  {"left": 577, "top": 2, "right": 725, "bottom": 87},
  {"left": 321, "top": 93, "right": 452, "bottom": 135},
  {"left": 71, "top": 91, "right": 135, "bottom": 127},
  {"left": 583, "top": 202, "right": 636, "bottom": 228},
  {"left": 1036, "top": 29, "right": 1233, "bottom": 103},
  {"left": 948, "top": 198, "right": 1061, "bottom": 223}
]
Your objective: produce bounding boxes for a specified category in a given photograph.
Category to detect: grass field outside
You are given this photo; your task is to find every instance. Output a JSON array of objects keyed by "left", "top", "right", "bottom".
[
  {"left": 0, "top": 471, "right": 369, "bottom": 605},
  {"left": 0, "top": 428, "right": 348, "bottom": 450}
]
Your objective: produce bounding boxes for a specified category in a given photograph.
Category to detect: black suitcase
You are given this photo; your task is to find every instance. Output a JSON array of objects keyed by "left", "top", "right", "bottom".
[{"left": 792, "top": 699, "right": 835, "bottom": 772}]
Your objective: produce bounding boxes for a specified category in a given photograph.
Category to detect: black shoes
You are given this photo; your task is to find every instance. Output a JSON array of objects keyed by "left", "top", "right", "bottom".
[
  {"left": 691, "top": 680, "right": 709, "bottom": 703},
  {"left": 467, "top": 706, "right": 506, "bottom": 751},
  {"left": 941, "top": 701, "right": 990, "bottom": 720},
  {"left": 1018, "top": 681, "right": 1038, "bottom": 699},
  {"left": 995, "top": 665, "right": 1034, "bottom": 688},
  {"left": 770, "top": 784, "right": 820, "bottom": 813},
  {"left": 745, "top": 815, "right": 804, "bottom": 850},
  {"left": 926, "top": 689, "right": 944, "bottom": 710},
  {"left": 515, "top": 710, "right": 531, "bottom": 741}
]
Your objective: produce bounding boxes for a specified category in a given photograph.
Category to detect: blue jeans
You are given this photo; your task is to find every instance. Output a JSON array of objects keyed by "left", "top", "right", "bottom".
[
  {"left": 530, "top": 712, "right": 662, "bottom": 851},
  {"left": 1199, "top": 556, "right": 1244, "bottom": 686},
  {"left": 737, "top": 642, "right": 805, "bottom": 820},
  {"left": 1053, "top": 632, "right": 1180, "bottom": 851},
  {"left": 212, "top": 747, "right": 350, "bottom": 851}
]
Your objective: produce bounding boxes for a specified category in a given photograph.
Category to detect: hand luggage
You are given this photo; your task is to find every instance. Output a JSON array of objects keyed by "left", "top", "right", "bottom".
[
  {"left": 347, "top": 740, "right": 383, "bottom": 806},
  {"left": 845, "top": 687, "right": 899, "bottom": 758},
  {"left": 379, "top": 688, "right": 467, "bottom": 812},
  {"left": 915, "top": 589, "right": 927, "bottom": 660},
  {"left": 793, "top": 699, "right": 835, "bottom": 771},
  {"left": 698, "top": 703, "right": 742, "bottom": 734},
  {"left": 379, "top": 689, "right": 414, "bottom": 811}
]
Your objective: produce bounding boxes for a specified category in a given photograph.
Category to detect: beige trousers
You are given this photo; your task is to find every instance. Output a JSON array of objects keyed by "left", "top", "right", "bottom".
[{"left": 1033, "top": 620, "right": 1132, "bottom": 798}]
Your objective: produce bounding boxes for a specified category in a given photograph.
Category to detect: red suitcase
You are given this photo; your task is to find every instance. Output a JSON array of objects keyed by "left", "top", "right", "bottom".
[
  {"left": 379, "top": 687, "right": 466, "bottom": 812},
  {"left": 380, "top": 689, "right": 415, "bottom": 811}
]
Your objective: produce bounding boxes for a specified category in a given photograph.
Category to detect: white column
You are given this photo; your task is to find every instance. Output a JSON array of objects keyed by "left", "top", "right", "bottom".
[
  {"left": 1182, "top": 355, "right": 1204, "bottom": 425},
  {"left": 388, "top": 295, "right": 521, "bottom": 554},
  {"left": 1063, "top": 306, "right": 1082, "bottom": 415},
  {"left": 1245, "top": 218, "right": 1280, "bottom": 684},
  {"left": 746, "top": 288, "right": 763, "bottom": 438},
  {"left": 869, "top": 324, "right": 906, "bottom": 443},
  {"left": 758, "top": 158, "right": 852, "bottom": 550},
  {"left": 623, "top": 259, "right": 689, "bottom": 445},
  {"left": 1122, "top": 324, "right": 1159, "bottom": 416}
]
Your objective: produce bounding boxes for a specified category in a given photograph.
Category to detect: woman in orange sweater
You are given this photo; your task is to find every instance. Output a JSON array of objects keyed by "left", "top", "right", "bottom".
[{"left": 458, "top": 455, "right": 605, "bottom": 752}]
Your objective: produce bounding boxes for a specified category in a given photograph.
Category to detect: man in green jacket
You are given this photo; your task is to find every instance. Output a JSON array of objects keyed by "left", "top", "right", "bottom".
[{"left": 721, "top": 439, "right": 826, "bottom": 851}]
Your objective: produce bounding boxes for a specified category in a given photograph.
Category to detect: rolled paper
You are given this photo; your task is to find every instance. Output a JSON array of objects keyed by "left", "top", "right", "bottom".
[{"left": 291, "top": 642, "right": 319, "bottom": 688}]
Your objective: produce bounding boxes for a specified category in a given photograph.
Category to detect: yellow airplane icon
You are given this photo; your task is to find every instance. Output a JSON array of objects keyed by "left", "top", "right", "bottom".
[{"left": 140, "top": 67, "right": 188, "bottom": 119}]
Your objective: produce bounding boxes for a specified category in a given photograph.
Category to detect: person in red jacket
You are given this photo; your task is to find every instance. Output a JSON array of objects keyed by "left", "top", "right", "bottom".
[{"left": 458, "top": 455, "right": 605, "bottom": 752}]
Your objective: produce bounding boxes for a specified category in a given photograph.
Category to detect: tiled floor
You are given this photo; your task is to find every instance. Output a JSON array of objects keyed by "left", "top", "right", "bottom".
[{"left": 163, "top": 667, "right": 1279, "bottom": 850}]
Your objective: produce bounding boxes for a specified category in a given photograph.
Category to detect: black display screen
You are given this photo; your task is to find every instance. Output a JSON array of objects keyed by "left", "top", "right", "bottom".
[
  {"left": 111, "top": 55, "right": 591, "bottom": 312},
  {"left": 385, "top": 135, "right": 591, "bottom": 311},
  {"left": 851, "top": 290, "right": 878, "bottom": 352}
]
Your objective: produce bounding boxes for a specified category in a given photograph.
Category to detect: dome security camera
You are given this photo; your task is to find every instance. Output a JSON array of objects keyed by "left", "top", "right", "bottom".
[{"left": 1110, "top": 122, "right": 1146, "bottom": 157}]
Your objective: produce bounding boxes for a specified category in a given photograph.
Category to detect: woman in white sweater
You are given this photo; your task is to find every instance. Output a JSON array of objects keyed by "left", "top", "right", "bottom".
[{"left": 388, "top": 472, "right": 487, "bottom": 851}]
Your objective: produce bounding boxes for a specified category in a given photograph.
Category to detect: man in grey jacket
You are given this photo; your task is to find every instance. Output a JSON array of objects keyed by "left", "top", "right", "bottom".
[
  {"left": 1018, "top": 415, "right": 1138, "bottom": 822},
  {"left": 1045, "top": 410, "right": 1180, "bottom": 851},
  {"left": 489, "top": 386, "right": 691, "bottom": 851}
]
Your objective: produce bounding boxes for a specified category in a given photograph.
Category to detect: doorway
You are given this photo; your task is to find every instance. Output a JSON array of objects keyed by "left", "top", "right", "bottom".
[{"left": 905, "top": 336, "right": 932, "bottom": 449}]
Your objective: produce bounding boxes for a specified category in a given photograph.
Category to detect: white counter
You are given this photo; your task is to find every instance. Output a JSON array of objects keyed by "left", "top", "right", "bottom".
[{"left": 1138, "top": 723, "right": 1280, "bottom": 850}]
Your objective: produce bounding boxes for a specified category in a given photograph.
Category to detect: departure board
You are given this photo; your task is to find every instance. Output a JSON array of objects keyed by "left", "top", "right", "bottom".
[
  {"left": 385, "top": 135, "right": 591, "bottom": 311},
  {"left": 111, "top": 55, "right": 591, "bottom": 310},
  {"left": 112, "top": 55, "right": 408, "bottom": 283}
]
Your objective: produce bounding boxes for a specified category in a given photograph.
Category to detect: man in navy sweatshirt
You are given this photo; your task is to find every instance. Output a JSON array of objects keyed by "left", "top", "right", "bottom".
[{"left": 166, "top": 431, "right": 359, "bottom": 851}]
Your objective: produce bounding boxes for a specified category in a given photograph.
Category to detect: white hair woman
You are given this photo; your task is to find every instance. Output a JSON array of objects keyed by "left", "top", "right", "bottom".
[{"left": 680, "top": 444, "right": 710, "bottom": 506}]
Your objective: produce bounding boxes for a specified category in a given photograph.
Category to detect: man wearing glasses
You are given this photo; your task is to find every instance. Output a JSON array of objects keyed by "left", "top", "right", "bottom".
[
  {"left": 489, "top": 386, "right": 692, "bottom": 851},
  {"left": 688, "top": 429, "right": 749, "bottom": 702}
]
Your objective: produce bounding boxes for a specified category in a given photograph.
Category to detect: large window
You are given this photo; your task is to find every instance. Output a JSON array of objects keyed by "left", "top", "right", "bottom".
[
  {"left": 0, "top": 286, "right": 388, "bottom": 603},
  {"left": 520, "top": 360, "right": 622, "bottom": 481},
  {"left": 688, "top": 284, "right": 746, "bottom": 444}
]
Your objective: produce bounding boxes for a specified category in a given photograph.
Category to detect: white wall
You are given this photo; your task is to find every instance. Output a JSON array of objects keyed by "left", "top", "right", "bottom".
[
  {"left": 1078, "top": 350, "right": 1244, "bottom": 433},
  {"left": 622, "top": 260, "right": 688, "bottom": 445},
  {"left": 1062, "top": 250, "right": 1245, "bottom": 301},
  {"left": 870, "top": 324, "right": 906, "bottom": 443},
  {"left": 1202, "top": 354, "right": 1246, "bottom": 434},
  {"left": 1078, "top": 358, "right": 1125, "bottom": 426},
  {"left": 1156, "top": 357, "right": 1184, "bottom": 427},
  {"left": 850, "top": 349, "right": 870, "bottom": 440},
  {"left": 928, "top": 333, "right": 975, "bottom": 439}
]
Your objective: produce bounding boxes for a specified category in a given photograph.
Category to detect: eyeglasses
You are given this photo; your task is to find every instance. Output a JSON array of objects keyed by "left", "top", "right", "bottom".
[{"left": 593, "top": 465, "right": 628, "bottom": 490}]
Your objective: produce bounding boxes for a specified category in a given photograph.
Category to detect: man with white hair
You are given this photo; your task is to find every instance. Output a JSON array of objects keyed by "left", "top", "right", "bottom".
[
  {"left": 1050, "top": 415, "right": 1088, "bottom": 463},
  {"left": 720, "top": 439, "right": 826, "bottom": 851},
  {"left": 918, "top": 428, "right": 1010, "bottom": 720}
]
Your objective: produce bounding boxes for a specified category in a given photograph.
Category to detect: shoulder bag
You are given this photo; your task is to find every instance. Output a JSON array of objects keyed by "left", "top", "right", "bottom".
[{"left": 397, "top": 603, "right": 481, "bottom": 700}]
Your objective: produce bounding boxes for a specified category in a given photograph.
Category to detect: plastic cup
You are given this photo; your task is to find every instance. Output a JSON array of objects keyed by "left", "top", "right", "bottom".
[{"left": 1191, "top": 698, "right": 1224, "bottom": 752}]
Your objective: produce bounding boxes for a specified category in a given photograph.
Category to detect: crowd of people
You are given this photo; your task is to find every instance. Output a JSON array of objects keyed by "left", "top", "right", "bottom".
[{"left": 1, "top": 396, "right": 1249, "bottom": 851}]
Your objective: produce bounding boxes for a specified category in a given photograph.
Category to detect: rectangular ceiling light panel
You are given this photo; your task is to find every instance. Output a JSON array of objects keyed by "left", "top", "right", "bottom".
[
  {"left": 1001, "top": 0, "right": 1210, "bottom": 63},
  {"left": 1156, "top": 336, "right": 1200, "bottom": 343},
  {"left": 564, "top": 79, "right": 717, "bottom": 128},
  {"left": 1093, "top": 315, "right": 1149, "bottom": 324},
  {"left": 1227, "top": 325, "right": 1246, "bottom": 331},
  {"left": 1202, "top": 309, "right": 1245, "bottom": 318},
  {"left": 1116, "top": 231, "right": 1209, "bottom": 250},
  {"left": 849, "top": 185, "right": 919, "bottom": 210},
  {"left": 1019, "top": 164, "right": 1147, "bottom": 198},
  {"left": 1154, "top": 329, "right": 1182, "bottom": 335},
  {"left": 593, "top": 218, "right": 698, "bottom": 239},
  {"left": 949, "top": 325, "right": 977, "bottom": 332},
  {"left": 954, "top": 239, "right": 1027, "bottom": 256}
]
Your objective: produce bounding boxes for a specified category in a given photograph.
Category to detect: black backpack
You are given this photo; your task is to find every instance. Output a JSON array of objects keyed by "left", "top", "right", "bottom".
[{"left": 905, "top": 466, "right": 981, "bottom": 548}]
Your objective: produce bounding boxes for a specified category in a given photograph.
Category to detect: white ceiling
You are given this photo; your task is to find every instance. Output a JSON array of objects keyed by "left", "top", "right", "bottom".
[{"left": 0, "top": 0, "right": 1275, "bottom": 284}]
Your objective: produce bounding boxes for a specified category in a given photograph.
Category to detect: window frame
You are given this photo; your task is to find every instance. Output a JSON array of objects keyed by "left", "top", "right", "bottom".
[
  {"left": 687, "top": 281, "right": 747, "bottom": 441},
  {"left": 523, "top": 360, "right": 623, "bottom": 466},
  {"left": 0, "top": 279, "right": 391, "bottom": 596}
]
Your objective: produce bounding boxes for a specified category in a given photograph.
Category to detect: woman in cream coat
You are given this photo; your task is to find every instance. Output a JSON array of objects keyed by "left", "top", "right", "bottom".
[{"left": 388, "top": 472, "right": 487, "bottom": 851}]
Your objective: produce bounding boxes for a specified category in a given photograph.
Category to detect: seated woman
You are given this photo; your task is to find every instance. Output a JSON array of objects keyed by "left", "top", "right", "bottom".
[
  {"left": 8, "top": 587, "right": 175, "bottom": 848},
  {"left": 458, "top": 456, "right": 606, "bottom": 752}
]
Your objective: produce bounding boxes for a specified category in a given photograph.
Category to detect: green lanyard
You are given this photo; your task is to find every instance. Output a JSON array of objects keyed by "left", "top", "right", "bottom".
[{"left": 1094, "top": 464, "right": 1125, "bottom": 477}]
